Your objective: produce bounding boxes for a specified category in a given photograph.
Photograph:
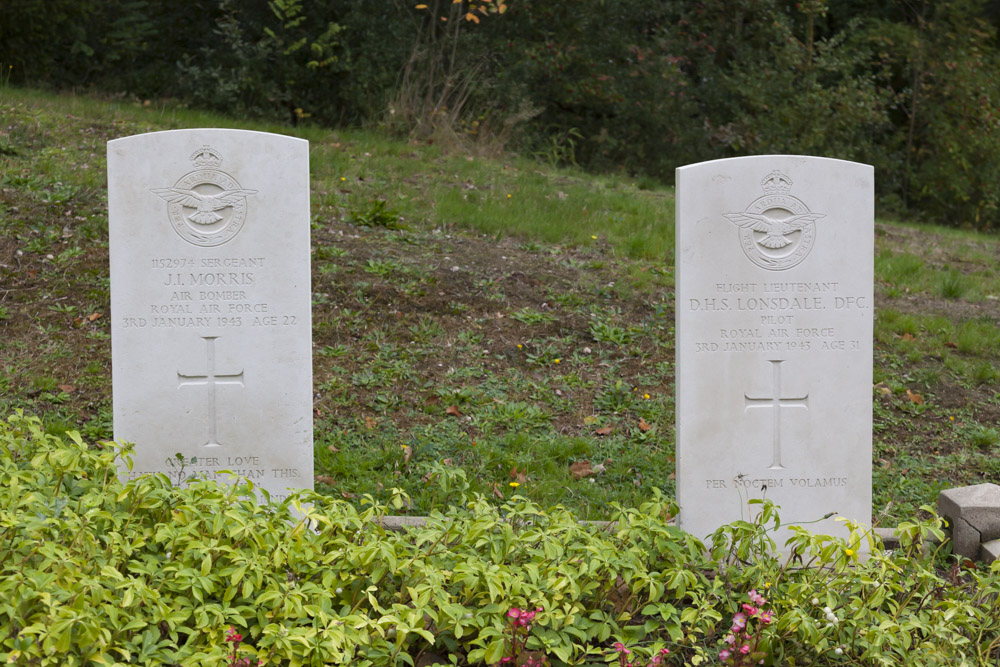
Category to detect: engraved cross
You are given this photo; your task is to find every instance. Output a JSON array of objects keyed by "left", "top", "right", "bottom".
[
  {"left": 177, "top": 336, "right": 244, "bottom": 447},
  {"left": 744, "top": 359, "right": 808, "bottom": 470}
]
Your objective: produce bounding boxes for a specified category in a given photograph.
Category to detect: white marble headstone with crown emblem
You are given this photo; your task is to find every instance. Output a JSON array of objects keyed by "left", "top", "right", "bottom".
[
  {"left": 108, "top": 129, "right": 312, "bottom": 501},
  {"left": 675, "top": 155, "right": 873, "bottom": 546}
]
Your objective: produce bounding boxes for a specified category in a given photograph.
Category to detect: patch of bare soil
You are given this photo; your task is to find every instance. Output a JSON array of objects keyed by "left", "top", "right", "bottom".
[{"left": 307, "top": 219, "right": 670, "bottom": 436}]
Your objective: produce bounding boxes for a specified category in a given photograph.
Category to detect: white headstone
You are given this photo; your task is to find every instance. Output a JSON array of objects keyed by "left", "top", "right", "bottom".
[
  {"left": 675, "top": 155, "right": 873, "bottom": 546},
  {"left": 108, "top": 129, "right": 313, "bottom": 502}
]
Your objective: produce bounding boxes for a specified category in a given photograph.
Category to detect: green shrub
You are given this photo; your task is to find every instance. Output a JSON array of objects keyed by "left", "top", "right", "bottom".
[{"left": 2, "top": 412, "right": 999, "bottom": 665}]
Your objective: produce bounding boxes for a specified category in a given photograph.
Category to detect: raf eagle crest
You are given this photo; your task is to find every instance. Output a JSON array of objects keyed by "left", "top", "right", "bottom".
[
  {"left": 151, "top": 187, "right": 257, "bottom": 226},
  {"left": 724, "top": 171, "right": 824, "bottom": 271},
  {"left": 151, "top": 145, "right": 256, "bottom": 247}
]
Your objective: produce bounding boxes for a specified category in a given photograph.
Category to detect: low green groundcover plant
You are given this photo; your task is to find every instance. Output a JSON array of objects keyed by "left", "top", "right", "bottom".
[{"left": 2, "top": 412, "right": 998, "bottom": 666}]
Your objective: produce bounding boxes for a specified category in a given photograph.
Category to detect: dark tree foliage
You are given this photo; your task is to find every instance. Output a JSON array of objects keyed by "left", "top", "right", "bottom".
[{"left": 4, "top": 0, "right": 1000, "bottom": 228}]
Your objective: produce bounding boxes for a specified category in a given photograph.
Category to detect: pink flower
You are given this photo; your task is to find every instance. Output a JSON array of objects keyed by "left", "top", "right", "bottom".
[
  {"left": 760, "top": 609, "right": 775, "bottom": 624},
  {"left": 719, "top": 649, "right": 731, "bottom": 661},
  {"left": 509, "top": 607, "right": 538, "bottom": 628},
  {"left": 742, "top": 603, "right": 758, "bottom": 616},
  {"left": 748, "top": 589, "right": 767, "bottom": 606},
  {"left": 740, "top": 644, "right": 751, "bottom": 655},
  {"left": 613, "top": 642, "right": 630, "bottom": 655},
  {"left": 724, "top": 634, "right": 736, "bottom": 645},
  {"left": 650, "top": 647, "right": 671, "bottom": 665},
  {"left": 731, "top": 612, "right": 747, "bottom": 630},
  {"left": 225, "top": 626, "right": 242, "bottom": 644}
]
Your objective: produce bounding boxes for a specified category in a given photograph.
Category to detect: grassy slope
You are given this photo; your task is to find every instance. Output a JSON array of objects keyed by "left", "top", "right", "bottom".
[{"left": 1, "top": 87, "right": 999, "bottom": 523}]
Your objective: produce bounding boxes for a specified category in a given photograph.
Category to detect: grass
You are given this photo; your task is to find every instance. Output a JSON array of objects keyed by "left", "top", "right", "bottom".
[
  {"left": 2, "top": 86, "right": 1000, "bottom": 524},
  {"left": 307, "top": 119, "right": 675, "bottom": 261}
]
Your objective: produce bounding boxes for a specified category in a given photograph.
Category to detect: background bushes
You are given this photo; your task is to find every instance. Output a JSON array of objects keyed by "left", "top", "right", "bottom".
[{"left": 4, "top": 0, "right": 1000, "bottom": 228}]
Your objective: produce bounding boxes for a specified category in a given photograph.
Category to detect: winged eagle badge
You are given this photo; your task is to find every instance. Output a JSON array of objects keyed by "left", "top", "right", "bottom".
[
  {"left": 151, "top": 187, "right": 258, "bottom": 225},
  {"left": 723, "top": 212, "right": 825, "bottom": 249}
]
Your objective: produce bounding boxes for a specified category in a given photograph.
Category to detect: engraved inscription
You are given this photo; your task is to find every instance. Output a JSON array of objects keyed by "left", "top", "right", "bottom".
[
  {"left": 162, "top": 272, "right": 255, "bottom": 286},
  {"left": 122, "top": 462, "right": 303, "bottom": 486},
  {"left": 703, "top": 476, "right": 848, "bottom": 490},
  {"left": 177, "top": 336, "right": 245, "bottom": 447},
  {"left": 152, "top": 257, "right": 266, "bottom": 269},
  {"left": 744, "top": 359, "right": 809, "bottom": 470},
  {"left": 687, "top": 279, "right": 868, "bottom": 354},
  {"left": 117, "top": 255, "right": 303, "bottom": 329}
]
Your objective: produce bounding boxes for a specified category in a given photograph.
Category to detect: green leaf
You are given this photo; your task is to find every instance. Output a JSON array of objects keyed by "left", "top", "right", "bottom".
[
  {"left": 201, "top": 553, "right": 212, "bottom": 577},
  {"left": 483, "top": 638, "right": 506, "bottom": 664},
  {"left": 231, "top": 565, "right": 248, "bottom": 586},
  {"left": 551, "top": 643, "right": 573, "bottom": 662}
]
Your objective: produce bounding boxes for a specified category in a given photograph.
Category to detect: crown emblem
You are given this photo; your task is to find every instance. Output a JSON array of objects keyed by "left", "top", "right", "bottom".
[
  {"left": 190, "top": 145, "right": 223, "bottom": 168},
  {"left": 760, "top": 171, "right": 792, "bottom": 194}
]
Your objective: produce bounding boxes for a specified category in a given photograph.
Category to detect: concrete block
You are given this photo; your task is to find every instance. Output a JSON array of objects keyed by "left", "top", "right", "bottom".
[
  {"left": 873, "top": 527, "right": 900, "bottom": 550},
  {"left": 938, "top": 483, "right": 1000, "bottom": 560},
  {"left": 981, "top": 539, "right": 1000, "bottom": 564}
]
